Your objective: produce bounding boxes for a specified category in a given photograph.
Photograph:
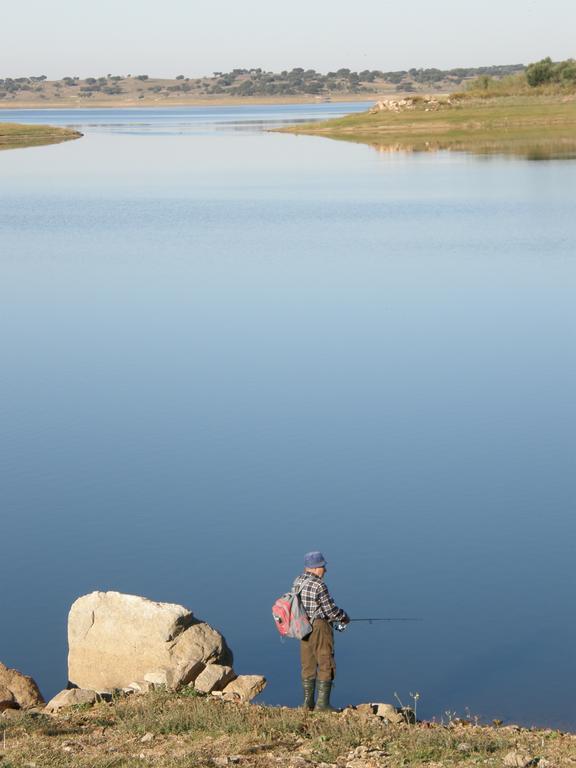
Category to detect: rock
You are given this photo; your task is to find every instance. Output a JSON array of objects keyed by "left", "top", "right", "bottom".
[
  {"left": 140, "top": 732, "right": 154, "bottom": 743},
  {"left": 61, "top": 740, "right": 83, "bottom": 753},
  {"left": 345, "top": 745, "right": 388, "bottom": 768},
  {"left": 372, "top": 703, "right": 405, "bottom": 724},
  {"left": 503, "top": 752, "right": 534, "bottom": 768},
  {"left": 0, "top": 685, "right": 16, "bottom": 712},
  {"left": 68, "top": 591, "right": 232, "bottom": 690},
  {"left": 222, "top": 675, "right": 266, "bottom": 702},
  {"left": 1, "top": 708, "right": 22, "bottom": 719},
  {"left": 45, "top": 688, "right": 101, "bottom": 712},
  {"left": 0, "top": 662, "right": 44, "bottom": 710},
  {"left": 194, "top": 664, "right": 236, "bottom": 694},
  {"left": 127, "top": 680, "right": 156, "bottom": 694},
  {"left": 354, "top": 703, "right": 376, "bottom": 716},
  {"left": 165, "top": 658, "right": 205, "bottom": 690},
  {"left": 143, "top": 670, "right": 169, "bottom": 686}
]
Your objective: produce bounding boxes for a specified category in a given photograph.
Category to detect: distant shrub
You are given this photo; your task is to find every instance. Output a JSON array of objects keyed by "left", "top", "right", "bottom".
[
  {"left": 525, "top": 57, "right": 576, "bottom": 87},
  {"left": 526, "top": 57, "right": 554, "bottom": 86},
  {"left": 464, "top": 72, "right": 528, "bottom": 97}
]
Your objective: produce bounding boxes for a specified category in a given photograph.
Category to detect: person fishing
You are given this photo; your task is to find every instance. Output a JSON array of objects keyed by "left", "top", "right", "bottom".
[{"left": 293, "top": 551, "right": 349, "bottom": 712}]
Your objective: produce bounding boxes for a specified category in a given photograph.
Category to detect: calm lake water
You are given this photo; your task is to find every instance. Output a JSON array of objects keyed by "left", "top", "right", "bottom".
[{"left": 1, "top": 104, "right": 575, "bottom": 728}]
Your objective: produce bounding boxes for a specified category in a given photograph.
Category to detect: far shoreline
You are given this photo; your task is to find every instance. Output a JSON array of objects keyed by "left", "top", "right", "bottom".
[{"left": 0, "top": 94, "right": 383, "bottom": 110}]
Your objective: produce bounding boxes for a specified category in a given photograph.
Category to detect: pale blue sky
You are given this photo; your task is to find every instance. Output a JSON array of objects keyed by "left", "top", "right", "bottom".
[{"left": 2, "top": 0, "right": 574, "bottom": 79}]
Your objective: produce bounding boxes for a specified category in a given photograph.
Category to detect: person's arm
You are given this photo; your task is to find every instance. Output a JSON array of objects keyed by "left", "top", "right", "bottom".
[{"left": 317, "top": 582, "right": 349, "bottom": 623}]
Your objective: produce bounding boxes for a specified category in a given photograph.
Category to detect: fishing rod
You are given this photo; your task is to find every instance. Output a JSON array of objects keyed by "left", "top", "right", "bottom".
[
  {"left": 349, "top": 618, "right": 422, "bottom": 623},
  {"left": 334, "top": 617, "right": 422, "bottom": 631}
]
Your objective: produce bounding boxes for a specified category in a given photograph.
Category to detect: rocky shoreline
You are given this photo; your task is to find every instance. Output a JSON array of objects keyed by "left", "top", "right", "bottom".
[
  {"left": 2, "top": 690, "right": 575, "bottom": 767},
  {"left": 2, "top": 592, "right": 575, "bottom": 767}
]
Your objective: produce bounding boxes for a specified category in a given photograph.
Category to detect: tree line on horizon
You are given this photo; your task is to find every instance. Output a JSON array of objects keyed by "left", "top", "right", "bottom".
[
  {"left": 1, "top": 59, "right": 574, "bottom": 99},
  {"left": 0, "top": 63, "right": 525, "bottom": 99}
]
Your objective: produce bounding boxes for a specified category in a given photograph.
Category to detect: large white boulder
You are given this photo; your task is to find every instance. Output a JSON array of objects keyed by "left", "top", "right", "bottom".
[{"left": 68, "top": 591, "right": 232, "bottom": 691}]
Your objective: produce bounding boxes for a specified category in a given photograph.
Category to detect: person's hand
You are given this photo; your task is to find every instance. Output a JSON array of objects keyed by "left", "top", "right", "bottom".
[{"left": 341, "top": 613, "right": 350, "bottom": 625}]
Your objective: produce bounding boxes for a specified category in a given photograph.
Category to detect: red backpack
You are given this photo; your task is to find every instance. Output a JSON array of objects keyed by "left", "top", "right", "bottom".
[{"left": 272, "top": 583, "right": 312, "bottom": 639}]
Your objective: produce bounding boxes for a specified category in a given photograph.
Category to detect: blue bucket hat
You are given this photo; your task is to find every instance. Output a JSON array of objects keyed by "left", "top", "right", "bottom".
[{"left": 304, "top": 551, "right": 327, "bottom": 568}]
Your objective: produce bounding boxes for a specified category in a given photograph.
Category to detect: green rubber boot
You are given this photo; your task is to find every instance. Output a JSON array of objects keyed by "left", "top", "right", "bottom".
[
  {"left": 302, "top": 678, "right": 316, "bottom": 710},
  {"left": 315, "top": 680, "right": 337, "bottom": 712}
]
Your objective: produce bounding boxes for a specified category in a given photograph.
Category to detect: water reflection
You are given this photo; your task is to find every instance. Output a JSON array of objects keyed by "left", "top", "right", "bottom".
[
  {"left": 0, "top": 103, "right": 372, "bottom": 137},
  {"left": 355, "top": 137, "right": 576, "bottom": 160}
]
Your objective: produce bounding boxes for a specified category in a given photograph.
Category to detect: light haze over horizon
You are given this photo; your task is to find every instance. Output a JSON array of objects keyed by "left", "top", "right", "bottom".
[{"left": 1, "top": 0, "right": 574, "bottom": 79}]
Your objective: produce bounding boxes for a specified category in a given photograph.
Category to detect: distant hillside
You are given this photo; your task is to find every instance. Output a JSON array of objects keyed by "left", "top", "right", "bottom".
[{"left": 0, "top": 64, "right": 526, "bottom": 105}]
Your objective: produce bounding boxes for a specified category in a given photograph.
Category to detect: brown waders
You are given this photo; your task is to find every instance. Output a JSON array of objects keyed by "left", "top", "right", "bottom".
[{"left": 300, "top": 619, "right": 337, "bottom": 711}]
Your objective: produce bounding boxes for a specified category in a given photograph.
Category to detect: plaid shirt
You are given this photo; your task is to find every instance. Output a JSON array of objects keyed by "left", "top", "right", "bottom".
[{"left": 292, "top": 572, "right": 348, "bottom": 623}]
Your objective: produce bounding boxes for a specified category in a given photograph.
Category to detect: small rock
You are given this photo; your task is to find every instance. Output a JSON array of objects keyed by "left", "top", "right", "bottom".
[
  {"left": 61, "top": 740, "right": 83, "bottom": 753},
  {"left": 0, "top": 685, "right": 16, "bottom": 712},
  {"left": 1, "top": 708, "right": 21, "bottom": 719},
  {"left": 144, "top": 670, "right": 169, "bottom": 686},
  {"left": 140, "top": 732, "right": 154, "bottom": 743},
  {"left": 194, "top": 664, "right": 236, "bottom": 694},
  {"left": 45, "top": 688, "right": 101, "bottom": 712},
  {"left": 457, "top": 742, "right": 472, "bottom": 752},
  {"left": 129, "top": 680, "right": 156, "bottom": 694},
  {"left": 503, "top": 751, "right": 534, "bottom": 768},
  {"left": 222, "top": 675, "right": 266, "bottom": 703},
  {"left": 98, "top": 691, "right": 113, "bottom": 702},
  {"left": 354, "top": 703, "right": 375, "bottom": 716},
  {"left": 166, "top": 658, "right": 205, "bottom": 689},
  {"left": 0, "top": 662, "right": 44, "bottom": 710},
  {"left": 372, "top": 702, "right": 405, "bottom": 724}
]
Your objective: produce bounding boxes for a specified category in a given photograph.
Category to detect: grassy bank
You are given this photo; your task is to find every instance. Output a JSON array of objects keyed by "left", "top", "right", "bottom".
[
  {"left": 1, "top": 690, "right": 575, "bottom": 767},
  {"left": 280, "top": 94, "right": 576, "bottom": 158},
  {"left": 0, "top": 123, "right": 82, "bottom": 150}
]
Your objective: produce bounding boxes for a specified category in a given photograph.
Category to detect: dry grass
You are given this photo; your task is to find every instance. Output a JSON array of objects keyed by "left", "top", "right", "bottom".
[
  {"left": 1, "top": 690, "right": 576, "bottom": 767},
  {"left": 280, "top": 94, "right": 576, "bottom": 158}
]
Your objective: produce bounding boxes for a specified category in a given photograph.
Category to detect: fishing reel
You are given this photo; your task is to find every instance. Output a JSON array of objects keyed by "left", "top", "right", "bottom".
[{"left": 333, "top": 622, "right": 348, "bottom": 632}]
